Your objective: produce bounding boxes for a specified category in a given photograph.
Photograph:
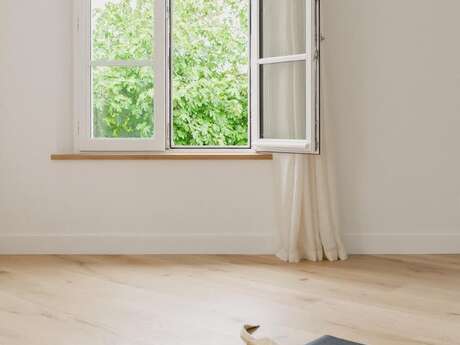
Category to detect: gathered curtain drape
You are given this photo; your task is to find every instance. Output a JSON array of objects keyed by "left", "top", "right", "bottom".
[
  {"left": 267, "top": 0, "right": 347, "bottom": 263},
  {"left": 273, "top": 131, "right": 347, "bottom": 263}
]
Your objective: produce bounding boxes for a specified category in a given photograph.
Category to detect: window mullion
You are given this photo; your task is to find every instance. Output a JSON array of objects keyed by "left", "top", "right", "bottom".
[{"left": 153, "top": 0, "right": 167, "bottom": 151}]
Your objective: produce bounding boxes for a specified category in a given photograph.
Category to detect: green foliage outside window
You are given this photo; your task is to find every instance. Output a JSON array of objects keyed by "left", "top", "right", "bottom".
[{"left": 92, "top": 0, "right": 249, "bottom": 146}]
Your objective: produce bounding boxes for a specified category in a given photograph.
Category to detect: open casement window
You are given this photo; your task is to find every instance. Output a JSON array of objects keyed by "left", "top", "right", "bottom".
[
  {"left": 74, "top": 0, "right": 166, "bottom": 151},
  {"left": 74, "top": 0, "right": 319, "bottom": 153},
  {"left": 251, "top": 0, "right": 320, "bottom": 154}
]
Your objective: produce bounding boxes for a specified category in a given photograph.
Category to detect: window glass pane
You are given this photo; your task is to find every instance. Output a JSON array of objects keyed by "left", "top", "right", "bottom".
[
  {"left": 260, "top": 0, "right": 306, "bottom": 58},
  {"left": 92, "top": 66, "right": 154, "bottom": 138},
  {"left": 260, "top": 61, "right": 306, "bottom": 140},
  {"left": 171, "top": 0, "right": 249, "bottom": 147},
  {"left": 91, "top": 0, "right": 154, "bottom": 60}
]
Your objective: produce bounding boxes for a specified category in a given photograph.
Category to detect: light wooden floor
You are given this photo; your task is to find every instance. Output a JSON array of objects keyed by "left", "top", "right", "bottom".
[{"left": 0, "top": 255, "right": 459, "bottom": 345}]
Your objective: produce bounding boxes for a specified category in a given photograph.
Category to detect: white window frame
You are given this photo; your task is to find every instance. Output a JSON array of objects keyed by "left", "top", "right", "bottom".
[
  {"left": 73, "top": 0, "right": 320, "bottom": 154},
  {"left": 74, "top": 0, "right": 166, "bottom": 152},
  {"left": 251, "top": 0, "right": 320, "bottom": 154}
]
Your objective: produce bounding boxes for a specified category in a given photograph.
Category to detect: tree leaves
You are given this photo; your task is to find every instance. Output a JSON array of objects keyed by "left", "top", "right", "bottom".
[{"left": 92, "top": 0, "right": 249, "bottom": 145}]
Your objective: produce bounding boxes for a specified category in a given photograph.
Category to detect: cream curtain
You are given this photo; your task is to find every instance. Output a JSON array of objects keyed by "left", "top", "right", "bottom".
[
  {"left": 266, "top": 0, "right": 347, "bottom": 263},
  {"left": 273, "top": 122, "right": 348, "bottom": 263}
]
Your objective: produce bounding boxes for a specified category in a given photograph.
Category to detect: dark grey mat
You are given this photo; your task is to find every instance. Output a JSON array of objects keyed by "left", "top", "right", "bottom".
[{"left": 306, "top": 335, "right": 365, "bottom": 345}]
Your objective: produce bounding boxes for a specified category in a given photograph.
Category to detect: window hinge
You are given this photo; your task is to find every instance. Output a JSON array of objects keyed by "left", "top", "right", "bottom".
[
  {"left": 314, "top": 49, "right": 320, "bottom": 61},
  {"left": 76, "top": 120, "right": 80, "bottom": 135},
  {"left": 76, "top": 16, "right": 80, "bottom": 32}
]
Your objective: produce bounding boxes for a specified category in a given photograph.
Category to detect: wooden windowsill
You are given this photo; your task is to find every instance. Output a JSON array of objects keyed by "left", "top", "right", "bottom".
[{"left": 50, "top": 152, "right": 273, "bottom": 161}]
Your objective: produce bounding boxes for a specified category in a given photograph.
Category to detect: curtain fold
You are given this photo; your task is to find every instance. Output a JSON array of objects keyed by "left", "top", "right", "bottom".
[{"left": 274, "top": 151, "right": 347, "bottom": 263}]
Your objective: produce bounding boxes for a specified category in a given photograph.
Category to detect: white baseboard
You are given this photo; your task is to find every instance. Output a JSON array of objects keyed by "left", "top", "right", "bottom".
[
  {"left": 1, "top": 233, "right": 458, "bottom": 255},
  {"left": 344, "top": 233, "right": 460, "bottom": 254},
  {"left": 0, "top": 233, "right": 275, "bottom": 255}
]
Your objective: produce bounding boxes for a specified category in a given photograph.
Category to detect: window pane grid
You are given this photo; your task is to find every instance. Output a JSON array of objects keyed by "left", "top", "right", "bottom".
[{"left": 252, "top": 0, "right": 319, "bottom": 154}]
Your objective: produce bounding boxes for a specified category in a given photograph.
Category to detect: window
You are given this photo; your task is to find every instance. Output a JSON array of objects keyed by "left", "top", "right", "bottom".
[
  {"left": 75, "top": 0, "right": 165, "bottom": 151},
  {"left": 74, "top": 0, "right": 320, "bottom": 154},
  {"left": 252, "top": 0, "right": 320, "bottom": 153}
]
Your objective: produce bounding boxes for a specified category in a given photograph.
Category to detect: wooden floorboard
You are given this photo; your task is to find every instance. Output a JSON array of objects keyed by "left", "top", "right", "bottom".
[{"left": 0, "top": 255, "right": 459, "bottom": 345}]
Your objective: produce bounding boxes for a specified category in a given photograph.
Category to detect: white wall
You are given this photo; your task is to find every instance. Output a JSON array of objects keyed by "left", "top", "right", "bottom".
[
  {"left": 323, "top": 0, "right": 460, "bottom": 253},
  {"left": 1, "top": 0, "right": 460, "bottom": 254},
  {"left": 0, "top": 0, "right": 276, "bottom": 254}
]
